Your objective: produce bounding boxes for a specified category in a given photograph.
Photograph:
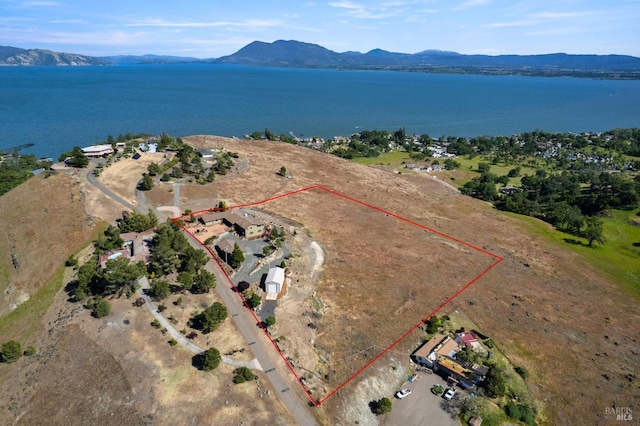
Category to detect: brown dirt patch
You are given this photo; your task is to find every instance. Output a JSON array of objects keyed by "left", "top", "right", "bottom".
[
  {"left": 97, "top": 152, "right": 165, "bottom": 204},
  {"left": 145, "top": 182, "right": 175, "bottom": 207}
]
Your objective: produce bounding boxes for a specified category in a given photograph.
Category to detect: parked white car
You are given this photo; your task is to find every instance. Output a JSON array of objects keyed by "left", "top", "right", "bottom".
[
  {"left": 395, "top": 388, "right": 412, "bottom": 399},
  {"left": 443, "top": 387, "right": 456, "bottom": 400}
]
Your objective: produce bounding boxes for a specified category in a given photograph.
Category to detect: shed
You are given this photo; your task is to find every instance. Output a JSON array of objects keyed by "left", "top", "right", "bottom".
[{"left": 265, "top": 267, "right": 285, "bottom": 294}]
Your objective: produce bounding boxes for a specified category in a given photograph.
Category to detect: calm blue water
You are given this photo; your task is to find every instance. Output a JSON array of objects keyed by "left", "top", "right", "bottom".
[{"left": 1, "top": 64, "right": 639, "bottom": 158}]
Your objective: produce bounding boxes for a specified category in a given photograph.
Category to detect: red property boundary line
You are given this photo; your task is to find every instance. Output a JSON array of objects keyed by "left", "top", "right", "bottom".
[{"left": 172, "top": 185, "right": 503, "bottom": 406}]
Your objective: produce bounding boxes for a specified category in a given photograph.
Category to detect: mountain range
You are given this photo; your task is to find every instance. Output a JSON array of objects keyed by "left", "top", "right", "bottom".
[
  {"left": 3, "top": 40, "right": 640, "bottom": 78},
  {"left": 0, "top": 45, "right": 109, "bottom": 66}
]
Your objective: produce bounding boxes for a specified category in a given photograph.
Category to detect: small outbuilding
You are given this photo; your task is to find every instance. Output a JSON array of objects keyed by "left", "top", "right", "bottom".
[{"left": 265, "top": 266, "right": 285, "bottom": 294}]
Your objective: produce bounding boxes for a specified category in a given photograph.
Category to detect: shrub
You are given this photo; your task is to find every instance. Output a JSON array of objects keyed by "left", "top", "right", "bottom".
[
  {"left": 373, "top": 397, "right": 392, "bottom": 415},
  {"left": 265, "top": 316, "right": 276, "bottom": 328},
  {"left": 151, "top": 319, "right": 162, "bottom": 329},
  {"left": 515, "top": 366, "right": 529, "bottom": 379},
  {"left": 1, "top": 340, "right": 23, "bottom": 363},
  {"left": 168, "top": 339, "right": 178, "bottom": 346},
  {"left": 194, "top": 348, "right": 221, "bottom": 371},
  {"left": 431, "top": 384, "right": 444, "bottom": 395},
  {"left": 87, "top": 296, "right": 111, "bottom": 318},
  {"left": 232, "top": 367, "right": 256, "bottom": 384},
  {"left": 505, "top": 401, "right": 536, "bottom": 426},
  {"left": 24, "top": 346, "right": 36, "bottom": 357}
]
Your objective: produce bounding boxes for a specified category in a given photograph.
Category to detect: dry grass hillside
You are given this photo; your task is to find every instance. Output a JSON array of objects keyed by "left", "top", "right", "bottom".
[
  {"left": 0, "top": 137, "right": 637, "bottom": 426},
  {"left": 0, "top": 172, "right": 93, "bottom": 318},
  {"left": 178, "top": 135, "right": 639, "bottom": 425}
]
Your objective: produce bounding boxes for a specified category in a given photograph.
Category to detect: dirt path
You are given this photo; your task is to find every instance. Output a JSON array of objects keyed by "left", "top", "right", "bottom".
[{"left": 136, "top": 277, "right": 263, "bottom": 371}]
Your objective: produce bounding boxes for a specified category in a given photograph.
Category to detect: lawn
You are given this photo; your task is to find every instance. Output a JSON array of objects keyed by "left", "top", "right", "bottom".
[
  {"left": 351, "top": 150, "right": 413, "bottom": 166},
  {"left": 503, "top": 208, "right": 640, "bottom": 297}
]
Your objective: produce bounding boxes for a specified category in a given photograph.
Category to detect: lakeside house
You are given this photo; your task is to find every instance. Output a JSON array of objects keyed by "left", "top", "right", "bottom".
[{"left": 82, "top": 144, "right": 114, "bottom": 157}]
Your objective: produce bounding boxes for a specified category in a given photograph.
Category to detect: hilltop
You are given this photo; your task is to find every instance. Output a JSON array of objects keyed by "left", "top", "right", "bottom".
[{"left": 0, "top": 137, "right": 637, "bottom": 425}]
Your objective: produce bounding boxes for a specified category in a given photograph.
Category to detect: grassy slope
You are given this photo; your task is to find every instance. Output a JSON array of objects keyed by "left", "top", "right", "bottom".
[
  {"left": 504, "top": 209, "right": 640, "bottom": 297},
  {"left": 353, "top": 151, "right": 640, "bottom": 296}
]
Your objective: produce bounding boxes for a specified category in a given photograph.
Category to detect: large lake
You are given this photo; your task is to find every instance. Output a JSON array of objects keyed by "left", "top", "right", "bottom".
[{"left": 1, "top": 64, "right": 639, "bottom": 158}]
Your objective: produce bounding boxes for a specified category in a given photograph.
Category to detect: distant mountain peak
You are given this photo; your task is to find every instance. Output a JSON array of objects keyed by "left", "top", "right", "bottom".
[{"left": 0, "top": 45, "right": 109, "bottom": 66}]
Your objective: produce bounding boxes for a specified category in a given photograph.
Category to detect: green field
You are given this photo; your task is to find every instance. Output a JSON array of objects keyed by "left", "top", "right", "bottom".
[
  {"left": 505, "top": 209, "right": 640, "bottom": 297},
  {"left": 351, "top": 150, "right": 413, "bottom": 166}
]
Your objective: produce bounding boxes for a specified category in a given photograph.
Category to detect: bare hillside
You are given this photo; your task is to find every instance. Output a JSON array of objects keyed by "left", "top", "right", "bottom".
[{"left": 0, "top": 172, "right": 93, "bottom": 317}]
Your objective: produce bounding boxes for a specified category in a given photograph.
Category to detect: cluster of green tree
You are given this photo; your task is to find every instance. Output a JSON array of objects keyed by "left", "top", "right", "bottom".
[
  {"left": 423, "top": 314, "right": 450, "bottom": 334},
  {"left": 120, "top": 209, "right": 158, "bottom": 233},
  {"left": 249, "top": 128, "right": 296, "bottom": 143},
  {"left": 332, "top": 130, "right": 399, "bottom": 159},
  {"left": 188, "top": 302, "right": 228, "bottom": 333},
  {"left": 0, "top": 154, "right": 51, "bottom": 196},
  {"left": 145, "top": 136, "right": 237, "bottom": 184},
  {"left": 463, "top": 164, "right": 640, "bottom": 246},
  {"left": 1, "top": 340, "right": 35, "bottom": 363},
  {"left": 72, "top": 211, "right": 155, "bottom": 312},
  {"left": 148, "top": 221, "right": 215, "bottom": 291},
  {"left": 445, "top": 128, "right": 640, "bottom": 171},
  {"left": 75, "top": 257, "right": 147, "bottom": 303},
  {"left": 57, "top": 146, "right": 88, "bottom": 167}
]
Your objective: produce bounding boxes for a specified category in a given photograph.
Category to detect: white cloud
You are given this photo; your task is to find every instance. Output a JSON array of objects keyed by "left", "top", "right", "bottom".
[
  {"left": 525, "top": 27, "right": 585, "bottom": 37},
  {"left": 485, "top": 20, "right": 537, "bottom": 28},
  {"left": 20, "top": 1, "right": 58, "bottom": 6},
  {"left": 329, "top": 1, "right": 405, "bottom": 19},
  {"left": 456, "top": 0, "right": 491, "bottom": 9},
  {"left": 125, "top": 18, "right": 282, "bottom": 29},
  {"left": 529, "top": 11, "right": 593, "bottom": 19}
]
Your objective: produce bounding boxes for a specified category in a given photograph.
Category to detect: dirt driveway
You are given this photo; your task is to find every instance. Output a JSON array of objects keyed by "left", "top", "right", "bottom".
[{"left": 381, "top": 369, "right": 459, "bottom": 426}]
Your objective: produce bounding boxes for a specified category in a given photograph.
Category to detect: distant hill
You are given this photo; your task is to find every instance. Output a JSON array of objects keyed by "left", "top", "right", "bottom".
[
  {"left": 215, "top": 40, "right": 356, "bottom": 67},
  {"left": 98, "top": 54, "right": 201, "bottom": 65},
  {"left": 216, "top": 40, "right": 640, "bottom": 78},
  {"left": 3, "top": 41, "right": 640, "bottom": 78},
  {"left": 0, "top": 46, "right": 110, "bottom": 66}
]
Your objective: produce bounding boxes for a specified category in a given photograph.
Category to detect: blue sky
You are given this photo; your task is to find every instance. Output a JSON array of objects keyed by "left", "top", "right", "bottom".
[{"left": 1, "top": 0, "right": 638, "bottom": 58}]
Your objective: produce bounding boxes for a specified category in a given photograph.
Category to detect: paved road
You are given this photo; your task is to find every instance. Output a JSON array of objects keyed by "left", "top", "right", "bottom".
[
  {"left": 173, "top": 182, "right": 181, "bottom": 207},
  {"left": 87, "top": 166, "right": 136, "bottom": 211},
  {"left": 183, "top": 232, "right": 318, "bottom": 426}
]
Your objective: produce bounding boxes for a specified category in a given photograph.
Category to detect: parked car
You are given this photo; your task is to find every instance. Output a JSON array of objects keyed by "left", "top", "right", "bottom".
[
  {"left": 443, "top": 387, "right": 456, "bottom": 400},
  {"left": 395, "top": 388, "right": 412, "bottom": 399}
]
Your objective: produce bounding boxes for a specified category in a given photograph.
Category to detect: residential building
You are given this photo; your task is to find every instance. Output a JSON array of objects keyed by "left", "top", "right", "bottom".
[{"left": 82, "top": 144, "right": 114, "bottom": 157}]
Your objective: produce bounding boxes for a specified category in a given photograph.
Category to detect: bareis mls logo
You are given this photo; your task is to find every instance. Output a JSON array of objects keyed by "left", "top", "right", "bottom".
[{"left": 605, "top": 406, "right": 633, "bottom": 421}]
